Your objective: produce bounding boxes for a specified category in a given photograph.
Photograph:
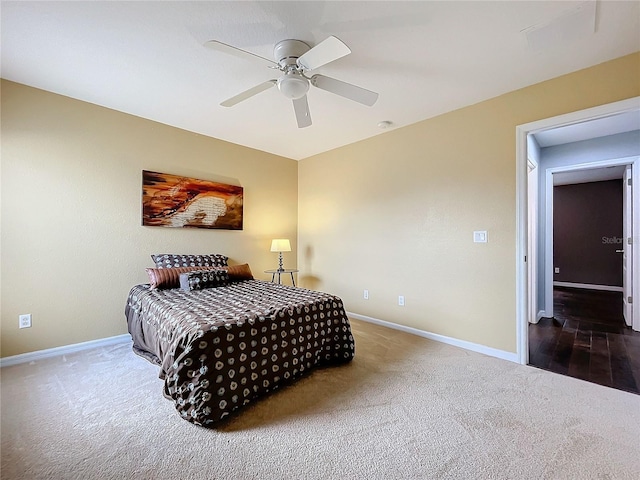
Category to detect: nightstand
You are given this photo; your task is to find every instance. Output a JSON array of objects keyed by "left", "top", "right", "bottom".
[{"left": 264, "top": 269, "right": 299, "bottom": 287}]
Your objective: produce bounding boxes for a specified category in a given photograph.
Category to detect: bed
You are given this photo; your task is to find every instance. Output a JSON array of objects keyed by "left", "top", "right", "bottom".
[{"left": 125, "top": 258, "right": 355, "bottom": 427}]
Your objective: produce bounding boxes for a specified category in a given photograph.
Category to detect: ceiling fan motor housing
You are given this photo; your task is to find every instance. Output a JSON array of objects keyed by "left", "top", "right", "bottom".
[{"left": 273, "top": 39, "right": 310, "bottom": 69}]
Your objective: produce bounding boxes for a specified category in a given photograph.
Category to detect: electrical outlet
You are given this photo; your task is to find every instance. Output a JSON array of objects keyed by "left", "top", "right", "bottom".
[
  {"left": 363, "top": 289, "right": 369, "bottom": 300},
  {"left": 398, "top": 295, "right": 405, "bottom": 306},
  {"left": 19, "top": 314, "right": 32, "bottom": 329},
  {"left": 554, "top": 267, "right": 560, "bottom": 274}
]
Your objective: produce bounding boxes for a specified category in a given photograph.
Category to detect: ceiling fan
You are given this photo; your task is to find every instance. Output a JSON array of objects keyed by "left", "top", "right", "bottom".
[{"left": 205, "top": 36, "right": 379, "bottom": 128}]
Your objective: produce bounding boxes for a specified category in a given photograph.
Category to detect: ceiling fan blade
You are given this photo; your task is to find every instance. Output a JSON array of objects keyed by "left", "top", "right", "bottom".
[
  {"left": 296, "top": 36, "right": 351, "bottom": 71},
  {"left": 310, "top": 74, "right": 378, "bottom": 106},
  {"left": 292, "top": 95, "right": 312, "bottom": 128},
  {"left": 204, "top": 40, "right": 277, "bottom": 67},
  {"left": 220, "top": 80, "right": 277, "bottom": 107}
]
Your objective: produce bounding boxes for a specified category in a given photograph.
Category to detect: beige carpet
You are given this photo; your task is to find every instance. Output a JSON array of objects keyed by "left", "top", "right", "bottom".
[{"left": 1, "top": 318, "right": 639, "bottom": 480}]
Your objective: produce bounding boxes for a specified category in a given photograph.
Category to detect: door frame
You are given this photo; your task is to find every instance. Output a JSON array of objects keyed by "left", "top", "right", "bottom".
[
  {"left": 623, "top": 164, "right": 633, "bottom": 326},
  {"left": 515, "top": 96, "right": 640, "bottom": 365},
  {"left": 543, "top": 157, "right": 638, "bottom": 318},
  {"left": 527, "top": 158, "right": 540, "bottom": 324}
]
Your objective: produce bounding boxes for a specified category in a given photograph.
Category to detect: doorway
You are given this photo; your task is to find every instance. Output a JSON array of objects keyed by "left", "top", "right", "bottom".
[
  {"left": 515, "top": 97, "right": 640, "bottom": 369},
  {"left": 542, "top": 159, "right": 636, "bottom": 323},
  {"left": 528, "top": 171, "right": 640, "bottom": 393}
]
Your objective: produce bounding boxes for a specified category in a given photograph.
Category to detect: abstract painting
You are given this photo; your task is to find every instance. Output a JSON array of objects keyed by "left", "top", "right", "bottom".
[{"left": 142, "top": 170, "right": 243, "bottom": 230}]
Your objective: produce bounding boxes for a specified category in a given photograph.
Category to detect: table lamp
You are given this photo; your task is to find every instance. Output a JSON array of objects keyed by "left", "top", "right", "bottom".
[{"left": 270, "top": 239, "right": 291, "bottom": 272}]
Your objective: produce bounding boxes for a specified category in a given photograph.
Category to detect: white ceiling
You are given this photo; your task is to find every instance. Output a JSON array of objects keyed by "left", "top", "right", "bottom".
[{"left": 2, "top": 1, "right": 639, "bottom": 160}]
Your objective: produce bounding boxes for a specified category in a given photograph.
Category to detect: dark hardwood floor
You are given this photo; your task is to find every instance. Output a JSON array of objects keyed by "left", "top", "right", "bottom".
[{"left": 528, "top": 287, "right": 640, "bottom": 394}]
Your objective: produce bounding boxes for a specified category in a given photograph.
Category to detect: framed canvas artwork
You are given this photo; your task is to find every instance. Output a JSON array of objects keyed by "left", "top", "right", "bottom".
[{"left": 142, "top": 170, "right": 243, "bottom": 230}]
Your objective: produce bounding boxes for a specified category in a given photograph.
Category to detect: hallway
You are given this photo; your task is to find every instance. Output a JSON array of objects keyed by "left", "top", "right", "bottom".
[{"left": 528, "top": 287, "right": 640, "bottom": 394}]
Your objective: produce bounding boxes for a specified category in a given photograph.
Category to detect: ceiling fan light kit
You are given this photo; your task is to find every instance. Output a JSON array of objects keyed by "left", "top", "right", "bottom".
[
  {"left": 206, "top": 35, "right": 378, "bottom": 128},
  {"left": 277, "top": 72, "right": 309, "bottom": 100}
]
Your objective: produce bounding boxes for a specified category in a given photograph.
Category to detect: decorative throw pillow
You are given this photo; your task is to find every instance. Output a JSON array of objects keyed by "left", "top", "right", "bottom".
[
  {"left": 179, "top": 270, "right": 230, "bottom": 291},
  {"left": 226, "top": 263, "right": 254, "bottom": 281},
  {"left": 146, "top": 266, "right": 220, "bottom": 289},
  {"left": 150, "top": 254, "right": 228, "bottom": 269}
]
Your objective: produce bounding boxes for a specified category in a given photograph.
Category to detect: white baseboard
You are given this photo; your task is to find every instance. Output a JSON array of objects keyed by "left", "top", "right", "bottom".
[
  {"left": 347, "top": 312, "right": 519, "bottom": 364},
  {"left": 3, "top": 314, "right": 523, "bottom": 367},
  {"left": 529, "top": 310, "right": 547, "bottom": 323},
  {"left": 553, "top": 281, "right": 623, "bottom": 292},
  {"left": 0, "top": 334, "right": 132, "bottom": 368}
]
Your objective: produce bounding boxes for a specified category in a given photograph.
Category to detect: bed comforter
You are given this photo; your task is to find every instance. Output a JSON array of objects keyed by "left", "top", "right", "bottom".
[{"left": 125, "top": 280, "right": 355, "bottom": 426}]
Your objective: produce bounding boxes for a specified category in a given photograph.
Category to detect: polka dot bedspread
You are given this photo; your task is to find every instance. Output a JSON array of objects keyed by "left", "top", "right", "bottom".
[{"left": 125, "top": 280, "right": 355, "bottom": 427}]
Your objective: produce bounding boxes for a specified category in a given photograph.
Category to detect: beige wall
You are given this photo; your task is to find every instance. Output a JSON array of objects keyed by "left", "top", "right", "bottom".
[
  {"left": 1, "top": 80, "right": 298, "bottom": 357},
  {"left": 3, "top": 52, "right": 638, "bottom": 359},
  {"left": 298, "top": 52, "right": 640, "bottom": 353}
]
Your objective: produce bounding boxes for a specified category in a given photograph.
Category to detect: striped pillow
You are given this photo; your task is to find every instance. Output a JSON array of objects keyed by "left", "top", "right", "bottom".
[{"left": 226, "top": 263, "right": 254, "bottom": 281}]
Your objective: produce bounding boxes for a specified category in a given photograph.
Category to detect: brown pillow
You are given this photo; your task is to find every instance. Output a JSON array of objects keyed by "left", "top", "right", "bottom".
[
  {"left": 226, "top": 263, "right": 254, "bottom": 281},
  {"left": 146, "top": 266, "right": 219, "bottom": 289}
]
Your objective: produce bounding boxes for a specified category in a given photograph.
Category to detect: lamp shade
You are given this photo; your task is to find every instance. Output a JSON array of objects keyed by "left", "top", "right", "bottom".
[
  {"left": 270, "top": 239, "right": 291, "bottom": 252},
  {"left": 276, "top": 73, "right": 309, "bottom": 100}
]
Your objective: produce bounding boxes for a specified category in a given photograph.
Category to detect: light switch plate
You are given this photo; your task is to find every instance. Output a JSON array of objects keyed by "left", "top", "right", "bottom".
[{"left": 473, "top": 231, "right": 488, "bottom": 243}]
